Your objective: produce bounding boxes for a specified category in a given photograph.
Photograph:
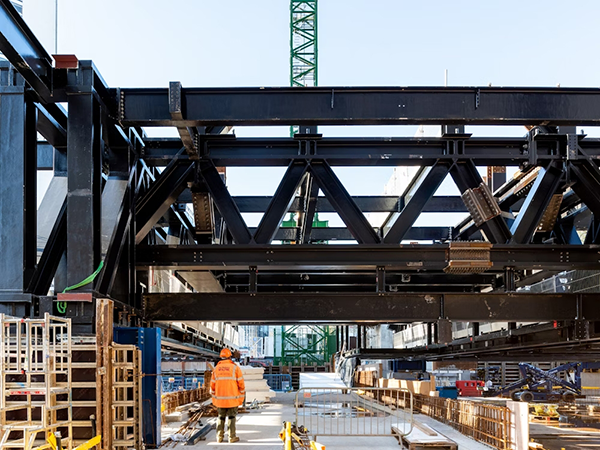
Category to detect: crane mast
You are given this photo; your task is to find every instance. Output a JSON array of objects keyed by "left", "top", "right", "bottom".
[{"left": 290, "top": 0, "right": 318, "bottom": 89}]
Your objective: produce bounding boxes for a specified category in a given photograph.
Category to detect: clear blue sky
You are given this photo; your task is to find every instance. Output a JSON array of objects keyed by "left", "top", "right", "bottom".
[{"left": 26, "top": 0, "right": 600, "bottom": 227}]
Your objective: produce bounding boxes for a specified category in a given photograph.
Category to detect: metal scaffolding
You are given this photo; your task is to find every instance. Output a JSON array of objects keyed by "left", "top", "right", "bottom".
[{"left": 274, "top": 325, "right": 336, "bottom": 366}]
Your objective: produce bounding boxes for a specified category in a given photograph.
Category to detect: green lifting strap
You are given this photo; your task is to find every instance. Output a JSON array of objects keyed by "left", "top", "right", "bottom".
[
  {"left": 57, "top": 261, "right": 105, "bottom": 314},
  {"left": 62, "top": 260, "right": 104, "bottom": 293}
]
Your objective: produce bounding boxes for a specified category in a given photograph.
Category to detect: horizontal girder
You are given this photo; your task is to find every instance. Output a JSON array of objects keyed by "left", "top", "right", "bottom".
[
  {"left": 118, "top": 86, "right": 600, "bottom": 127},
  {"left": 136, "top": 244, "right": 600, "bottom": 271},
  {"left": 144, "top": 292, "right": 600, "bottom": 323},
  {"left": 141, "top": 135, "right": 599, "bottom": 166}
]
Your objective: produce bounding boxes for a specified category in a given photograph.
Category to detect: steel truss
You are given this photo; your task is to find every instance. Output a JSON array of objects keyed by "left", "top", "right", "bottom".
[{"left": 1, "top": 0, "right": 600, "bottom": 348}]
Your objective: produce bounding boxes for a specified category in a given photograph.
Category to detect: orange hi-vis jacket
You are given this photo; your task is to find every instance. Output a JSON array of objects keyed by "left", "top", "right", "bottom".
[{"left": 210, "top": 359, "right": 246, "bottom": 408}]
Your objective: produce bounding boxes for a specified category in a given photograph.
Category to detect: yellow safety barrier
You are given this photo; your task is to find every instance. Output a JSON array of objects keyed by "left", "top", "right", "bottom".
[
  {"left": 35, "top": 432, "right": 101, "bottom": 450},
  {"left": 285, "top": 421, "right": 292, "bottom": 450},
  {"left": 279, "top": 421, "right": 325, "bottom": 450},
  {"left": 73, "top": 435, "right": 101, "bottom": 450}
]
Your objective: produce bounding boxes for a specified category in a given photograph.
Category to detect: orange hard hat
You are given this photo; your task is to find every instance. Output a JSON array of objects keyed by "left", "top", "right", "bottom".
[{"left": 220, "top": 348, "right": 232, "bottom": 358}]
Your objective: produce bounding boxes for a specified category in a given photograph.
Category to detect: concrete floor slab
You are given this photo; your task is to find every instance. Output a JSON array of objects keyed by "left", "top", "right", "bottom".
[{"left": 162, "top": 394, "right": 493, "bottom": 449}]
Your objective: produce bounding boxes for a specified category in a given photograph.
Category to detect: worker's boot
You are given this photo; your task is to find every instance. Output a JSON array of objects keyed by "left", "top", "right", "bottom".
[{"left": 227, "top": 416, "right": 239, "bottom": 443}]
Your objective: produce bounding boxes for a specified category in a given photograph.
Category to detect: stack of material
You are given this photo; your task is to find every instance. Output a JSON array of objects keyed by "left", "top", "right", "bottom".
[
  {"left": 239, "top": 366, "right": 276, "bottom": 402},
  {"left": 379, "top": 376, "right": 437, "bottom": 395},
  {"left": 299, "top": 372, "right": 346, "bottom": 389}
]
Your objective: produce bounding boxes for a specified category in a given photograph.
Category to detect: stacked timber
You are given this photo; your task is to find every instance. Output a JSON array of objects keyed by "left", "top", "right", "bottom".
[{"left": 239, "top": 366, "right": 276, "bottom": 403}]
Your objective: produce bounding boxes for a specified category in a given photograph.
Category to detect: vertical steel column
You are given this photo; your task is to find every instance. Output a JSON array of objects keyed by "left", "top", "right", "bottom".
[
  {"left": 357, "top": 325, "right": 362, "bottom": 349},
  {"left": 66, "top": 86, "right": 102, "bottom": 288},
  {"left": 345, "top": 325, "right": 350, "bottom": 350},
  {"left": 0, "top": 64, "right": 37, "bottom": 302},
  {"left": 426, "top": 323, "right": 433, "bottom": 346},
  {"left": 505, "top": 267, "right": 517, "bottom": 332}
]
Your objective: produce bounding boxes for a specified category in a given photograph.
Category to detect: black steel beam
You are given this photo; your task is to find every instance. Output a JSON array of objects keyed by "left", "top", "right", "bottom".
[
  {"left": 254, "top": 161, "right": 308, "bottom": 244},
  {"left": 143, "top": 292, "right": 600, "bottom": 322},
  {"left": 36, "top": 103, "right": 67, "bottom": 149},
  {"left": 0, "top": 75, "right": 37, "bottom": 294},
  {"left": 66, "top": 93, "right": 102, "bottom": 288},
  {"left": 135, "top": 160, "right": 194, "bottom": 244},
  {"left": 344, "top": 340, "right": 600, "bottom": 362},
  {"left": 223, "top": 284, "right": 477, "bottom": 293},
  {"left": 219, "top": 272, "right": 496, "bottom": 287},
  {"left": 97, "top": 176, "right": 133, "bottom": 296},
  {"left": 300, "top": 175, "right": 318, "bottom": 244},
  {"left": 585, "top": 216, "right": 600, "bottom": 245},
  {"left": 198, "top": 160, "right": 252, "bottom": 244},
  {"left": 177, "top": 194, "right": 470, "bottom": 214},
  {"left": 141, "top": 135, "right": 600, "bottom": 167},
  {"left": 260, "top": 226, "right": 454, "bottom": 241},
  {"left": 119, "top": 86, "right": 600, "bottom": 127},
  {"left": 570, "top": 160, "right": 600, "bottom": 217},
  {"left": 510, "top": 162, "right": 564, "bottom": 244},
  {"left": 309, "top": 160, "right": 380, "bottom": 244},
  {"left": 28, "top": 199, "right": 67, "bottom": 295},
  {"left": 136, "top": 244, "right": 600, "bottom": 271},
  {"left": 384, "top": 162, "right": 450, "bottom": 243},
  {"left": 0, "top": 6, "right": 53, "bottom": 102},
  {"left": 169, "top": 81, "right": 198, "bottom": 158},
  {"left": 37, "top": 141, "right": 53, "bottom": 170}
]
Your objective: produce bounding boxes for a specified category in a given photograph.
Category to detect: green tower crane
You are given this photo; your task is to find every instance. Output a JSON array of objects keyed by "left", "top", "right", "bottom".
[
  {"left": 290, "top": 0, "right": 318, "bottom": 89},
  {"left": 275, "top": 1, "right": 337, "bottom": 371}
]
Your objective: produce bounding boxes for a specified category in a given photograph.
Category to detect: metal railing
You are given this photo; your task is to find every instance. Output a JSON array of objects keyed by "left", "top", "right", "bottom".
[
  {"left": 264, "top": 374, "right": 292, "bottom": 392},
  {"left": 161, "top": 376, "right": 204, "bottom": 393},
  {"left": 414, "top": 394, "right": 512, "bottom": 450},
  {"left": 295, "top": 387, "right": 413, "bottom": 440}
]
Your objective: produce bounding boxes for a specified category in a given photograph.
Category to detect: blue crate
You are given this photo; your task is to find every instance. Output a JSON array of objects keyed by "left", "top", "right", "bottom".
[{"left": 436, "top": 386, "right": 458, "bottom": 399}]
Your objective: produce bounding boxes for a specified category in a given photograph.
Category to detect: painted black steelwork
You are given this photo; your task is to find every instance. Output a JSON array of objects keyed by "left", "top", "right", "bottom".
[
  {"left": 136, "top": 244, "right": 600, "bottom": 271},
  {"left": 66, "top": 86, "right": 102, "bottom": 287},
  {"left": 254, "top": 161, "right": 307, "bottom": 244},
  {"left": 309, "top": 160, "right": 380, "bottom": 244},
  {"left": 510, "top": 162, "right": 564, "bottom": 244},
  {"left": 383, "top": 162, "right": 450, "bottom": 243},
  {"left": 135, "top": 160, "right": 194, "bottom": 244},
  {"left": 118, "top": 86, "right": 600, "bottom": 127},
  {"left": 198, "top": 160, "right": 252, "bottom": 244},
  {"left": 1, "top": 4, "right": 600, "bottom": 338},
  {"left": 0, "top": 63, "right": 37, "bottom": 299},
  {"left": 143, "top": 292, "right": 600, "bottom": 323},
  {"left": 0, "top": 0, "right": 53, "bottom": 101}
]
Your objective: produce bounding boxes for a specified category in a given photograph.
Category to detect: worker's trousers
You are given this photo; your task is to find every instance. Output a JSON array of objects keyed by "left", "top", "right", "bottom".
[{"left": 216, "top": 407, "right": 238, "bottom": 439}]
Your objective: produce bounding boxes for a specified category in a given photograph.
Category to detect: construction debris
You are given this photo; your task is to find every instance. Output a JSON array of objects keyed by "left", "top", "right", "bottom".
[
  {"left": 161, "top": 405, "right": 209, "bottom": 448},
  {"left": 160, "top": 402, "right": 249, "bottom": 447}
]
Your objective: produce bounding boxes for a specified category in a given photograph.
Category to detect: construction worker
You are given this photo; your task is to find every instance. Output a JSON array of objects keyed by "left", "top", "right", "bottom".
[{"left": 210, "top": 348, "right": 246, "bottom": 443}]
